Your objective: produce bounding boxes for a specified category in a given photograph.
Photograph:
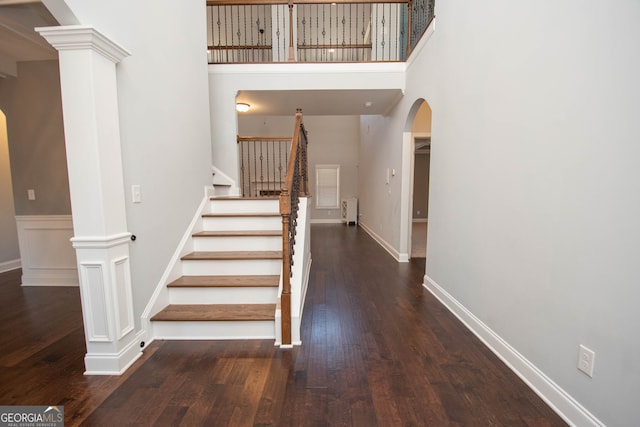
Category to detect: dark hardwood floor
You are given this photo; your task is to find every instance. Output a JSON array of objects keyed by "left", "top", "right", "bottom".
[{"left": 0, "top": 224, "right": 566, "bottom": 426}]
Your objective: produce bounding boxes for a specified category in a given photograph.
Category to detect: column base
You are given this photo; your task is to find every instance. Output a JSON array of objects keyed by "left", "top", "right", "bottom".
[{"left": 84, "top": 331, "right": 144, "bottom": 375}]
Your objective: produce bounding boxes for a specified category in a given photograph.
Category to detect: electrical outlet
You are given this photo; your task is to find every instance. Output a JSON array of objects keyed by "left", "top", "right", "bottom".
[
  {"left": 27, "top": 189, "right": 35, "bottom": 200},
  {"left": 578, "top": 345, "right": 595, "bottom": 377}
]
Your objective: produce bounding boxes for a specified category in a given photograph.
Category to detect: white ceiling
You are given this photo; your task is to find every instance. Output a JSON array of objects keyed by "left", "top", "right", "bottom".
[
  {"left": 236, "top": 88, "right": 404, "bottom": 116},
  {"left": 0, "top": 0, "right": 58, "bottom": 77}
]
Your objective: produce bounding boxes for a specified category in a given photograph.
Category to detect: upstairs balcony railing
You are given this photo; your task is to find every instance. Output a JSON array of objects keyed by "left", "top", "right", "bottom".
[
  {"left": 237, "top": 135, "right": 291, "bottom": 197},
  {"left": 206, "top": 0, "right": 434, "bottom": 63}
]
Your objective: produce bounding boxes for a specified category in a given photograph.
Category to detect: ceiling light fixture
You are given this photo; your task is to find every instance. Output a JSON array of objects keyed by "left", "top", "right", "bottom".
[{"left": 236, "top": 103, "right": 250, "bottom": 113}]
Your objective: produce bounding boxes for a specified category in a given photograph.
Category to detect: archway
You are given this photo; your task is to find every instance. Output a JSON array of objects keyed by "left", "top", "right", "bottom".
[
  {"left": 399, "top": 99, "right": 432, "bottom": 261},
  {"left": 0, "top": 109, "right": 20, "bottom": 271}
]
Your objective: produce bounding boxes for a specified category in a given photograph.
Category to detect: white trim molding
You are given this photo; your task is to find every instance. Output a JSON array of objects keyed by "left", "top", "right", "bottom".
[
  {"left": 0, "top": 259, "right": 21, "bottom": 274},
  {"left": 309, "top": 219, "right": 342, "bottom": 224},
  {"left": 36, "top": 25, "right": 130, "bottom": 63},
  {"left": 423, "top": 275, "right": 605, "bottom": 427},
  {"left": 359, "top": 221, "right": 409, "bottom": 262},
  {"left": 73, "top": 234, "right": 139, "bottom": 375},
  {"left": 84, "top": 330, "right": 144, "bottom": 375},
  {"left": 15, "top": 215, "right": 78, "bottom": 286},
  {"left": 71, "top": 232, "right": 132, "bottom": 249}
]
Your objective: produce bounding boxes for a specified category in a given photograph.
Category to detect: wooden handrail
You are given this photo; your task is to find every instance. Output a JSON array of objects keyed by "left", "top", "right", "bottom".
[
  {"left": 208, "top": 45, "right": 272, "bottom": 51},
  {"left": 279, "top": 108, "right": 308, "bottom": 345},
  {"left": 297, "top": 43, "right": 372, "bottom": 50},
  {"left": 237, "top": 136, "right": 293, "bottom": 142}
]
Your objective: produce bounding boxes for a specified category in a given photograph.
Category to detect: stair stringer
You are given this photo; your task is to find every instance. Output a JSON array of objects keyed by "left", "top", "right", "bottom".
[{"left": 139, "top": 186, "right": 212, "bottom": 347}]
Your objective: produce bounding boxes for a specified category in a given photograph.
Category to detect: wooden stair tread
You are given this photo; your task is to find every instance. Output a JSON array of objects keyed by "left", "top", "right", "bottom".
[
  {"left": 181, "top": 251, "right": 282, "bottom": 260},
  {"left": 202, "top": 212, "right": 280, "bottom": 218},
  {"left": 168, "top": 275, "right": 279, "bottom": 288},
  {"left": 193, "top": 230, "right": 282, "bottom": 237},
  {"left": 151, "top": 304, "right": 276, "bottom": 321}
]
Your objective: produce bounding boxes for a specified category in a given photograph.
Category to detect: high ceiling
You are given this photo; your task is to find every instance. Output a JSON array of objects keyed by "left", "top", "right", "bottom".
[
  {"left": 0, "top": 0, "right": 58, "bottom": 77},
  {"left": 0, "top": 1, "right": 401, "bottom": 117}
]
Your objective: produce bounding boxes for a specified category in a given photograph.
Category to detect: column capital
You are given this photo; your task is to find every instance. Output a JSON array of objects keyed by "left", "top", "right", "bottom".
[{"left": 36, "top": 25, "right": 131, "bottom": 63}]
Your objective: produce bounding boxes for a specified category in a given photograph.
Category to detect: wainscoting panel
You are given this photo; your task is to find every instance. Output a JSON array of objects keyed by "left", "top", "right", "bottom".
[
  {"left": 15, "top": 215, "right": 78, "bottom": 286},
  {"left": 80, "top": 262, "right": 112, "bottom": 342},
  {"left": 113, "top": 256, "right": 134, "bottom": 340}
]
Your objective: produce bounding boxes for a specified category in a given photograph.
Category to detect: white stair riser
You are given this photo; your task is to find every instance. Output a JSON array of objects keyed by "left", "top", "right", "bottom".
[
  {"left": 211, "top": 185, "right": 233, "bottom": 197},
  {"left": 210, "top": 199, "right": 279, "bottom": 214},
  {"left": 153, "top": 320, "right": 275, "bottom": 340},
  {"left": 169, "top": 286, "right": 278, "bottom": 304},
  {"left": 193, "top": 236, "right": 281, "bottom": 251},
  {"left": 203, "top": 216, "right": 282, "bottom": 231},
  {"left": 182, "top": 259, "right": 281, "bottom": 276}
]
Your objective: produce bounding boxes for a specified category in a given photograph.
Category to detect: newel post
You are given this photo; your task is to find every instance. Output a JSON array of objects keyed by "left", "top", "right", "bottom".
[{"left": 279, "top": 188, "right": 292, "bottom": 345}]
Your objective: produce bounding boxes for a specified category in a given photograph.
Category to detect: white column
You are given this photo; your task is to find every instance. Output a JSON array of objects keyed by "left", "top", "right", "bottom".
[{"left": 37, "top": 25, "right": 141, "bottom": 375}]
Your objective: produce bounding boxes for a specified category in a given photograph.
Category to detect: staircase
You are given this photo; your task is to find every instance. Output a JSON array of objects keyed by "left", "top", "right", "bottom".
[{"left": 151, "top": 197, "right": 283, "bottom": 340}]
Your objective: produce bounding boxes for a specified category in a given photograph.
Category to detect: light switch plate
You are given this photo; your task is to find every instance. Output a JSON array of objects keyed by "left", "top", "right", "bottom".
[{"left": 131, "top": 185, "right": 141, "bottom": 203}]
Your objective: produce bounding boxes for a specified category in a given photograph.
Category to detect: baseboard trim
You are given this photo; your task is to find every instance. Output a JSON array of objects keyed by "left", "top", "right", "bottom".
[
  {"left": 0, "top": 259, "right": 21, "bottom": 274},
  {"left": 21, "top": 277, "right": 78, "bottom": 287},
  {"left": 83, "top": 331, "right": 144, "bottom": 375},
  {"left": 423, "top": 275, "right": 604, "bottom": 427},
  {"left": 310, "top": 219, "right": 342, "bottom": 224},
  {"left": 359, "top": 221, "right": 406, "bottom": 262}
]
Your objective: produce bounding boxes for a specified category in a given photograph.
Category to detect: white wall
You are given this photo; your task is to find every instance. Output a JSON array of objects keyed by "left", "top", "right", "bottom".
[
  {"left": 238, "top": 114, "right": 359, "bottom": 222},
  {"left": 360, "top": 1, "right": 640, "bottom": 425},
  {"left": 358, "top": 114, "right": 405, "bottom": 249},
  {"left": 53, "top": 0, "right": 213, "bottom": 330}
]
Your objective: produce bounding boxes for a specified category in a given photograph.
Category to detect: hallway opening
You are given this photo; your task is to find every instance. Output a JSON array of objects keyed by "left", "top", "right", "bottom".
[{"left": 402, "top": 99, "right": 431, "bottom": 260}]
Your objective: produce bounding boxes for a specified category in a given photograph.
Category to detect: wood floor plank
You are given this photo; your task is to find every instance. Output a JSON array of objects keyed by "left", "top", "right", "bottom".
[{"left": 0, "top": 224, "right": 568, "bottom": 426}]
